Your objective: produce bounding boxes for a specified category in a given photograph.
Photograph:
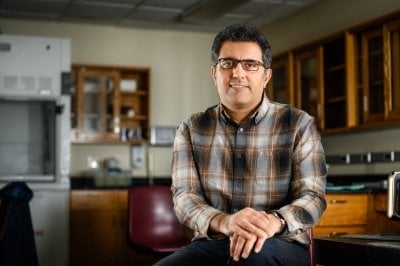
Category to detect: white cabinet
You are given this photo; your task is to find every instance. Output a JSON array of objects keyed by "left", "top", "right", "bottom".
[{"left": 30, "top": 189, "right": 69, "bottom": 266}]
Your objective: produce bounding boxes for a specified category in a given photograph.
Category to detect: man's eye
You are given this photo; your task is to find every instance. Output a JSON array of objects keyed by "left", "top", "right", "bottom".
[
  {"left": 244, "top": 61, "right": 257, "bottom": 68},
  {"left": 222, "top": 60, "right": 234, "bottom": 68}
]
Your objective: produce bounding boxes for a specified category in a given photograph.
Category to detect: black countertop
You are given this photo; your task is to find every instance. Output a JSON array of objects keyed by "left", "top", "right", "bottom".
[
  {"left": 71, "top": 174, "right": 388, "bottom": 192},
  {"left": 70, "top": 176, "right": 172, "bottom": 189}
]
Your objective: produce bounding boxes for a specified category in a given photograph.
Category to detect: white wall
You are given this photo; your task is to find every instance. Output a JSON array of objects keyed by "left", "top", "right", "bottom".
[
  {"left": 322, "top": 128, "right": 400, "bottom": 176},
  {"left": 2, "top": 0, "right": 400, "bottom": 176}
]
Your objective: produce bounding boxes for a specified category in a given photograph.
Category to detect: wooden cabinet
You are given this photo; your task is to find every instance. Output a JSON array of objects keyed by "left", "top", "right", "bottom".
[
  {"left": 314, "top": 192, "right": 400, "bottom": 237},
  {"left": 71, "top": 64, "right": 150, "bottom": 144},
  {"left": 270, "top": 12, "right": 400, "bottom": 133},
  {"left": 291, "top": 33, "right": 357, "bottom": 132},
  {"left": 70, "top": 190, "right": 136, "bottom": 266},
  {"left": 314, "top": 193, "right": 368, "bottom": 236},
  {"left": 355, "top": 18, "right": 400, "bottom": 126}
]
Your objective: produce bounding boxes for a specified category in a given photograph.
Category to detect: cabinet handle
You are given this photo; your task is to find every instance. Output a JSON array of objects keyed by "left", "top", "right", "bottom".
[
  {"left": 87, "top": 194, "right": 101, "bottom": 198},
  {"left": 329, "top": 199, "right": 347, "bottom": 204},
  {"left": 363, "top": 96, "right": 368, "bottom": 113},
  {"left": 328, "top": 232, "right": 347, "bottom": 236}
]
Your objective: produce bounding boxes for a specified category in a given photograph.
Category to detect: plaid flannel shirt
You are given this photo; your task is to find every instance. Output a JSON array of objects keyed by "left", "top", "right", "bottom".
[{"left": 171, "top": 95, "right": 327, "bottom": 245}]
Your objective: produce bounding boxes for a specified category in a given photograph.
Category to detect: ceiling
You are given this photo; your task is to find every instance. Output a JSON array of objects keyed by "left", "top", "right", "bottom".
[{"left": 0, "top": 0, "right": 321, "bottom": 33}]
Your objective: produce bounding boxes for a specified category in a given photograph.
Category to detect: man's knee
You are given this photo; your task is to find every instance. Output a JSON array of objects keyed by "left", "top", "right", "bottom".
[{"left": 234, "top": 238, "right": 309, "bottom": 266}]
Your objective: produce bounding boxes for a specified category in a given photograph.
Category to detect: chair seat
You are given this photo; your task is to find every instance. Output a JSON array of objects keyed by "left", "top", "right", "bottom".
[{"left": 152, "top": 241, "right": 190, "bottom": 253}]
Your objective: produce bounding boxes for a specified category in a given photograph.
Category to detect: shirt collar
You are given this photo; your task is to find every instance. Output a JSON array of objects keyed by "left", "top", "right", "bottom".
[{"left": 218, "top": 93, "right": 270, "bottom": 126}]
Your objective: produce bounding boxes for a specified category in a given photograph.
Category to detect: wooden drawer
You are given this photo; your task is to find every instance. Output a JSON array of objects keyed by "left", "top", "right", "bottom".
[
  {"left": 314, "top": 193, "right": 369, "bottom": 236},
  {"left": 317, "top": 193, "right": 368, "bottom": 226},
  {"left": 71, "top": 190, "right": 116, "bottom": 210}
]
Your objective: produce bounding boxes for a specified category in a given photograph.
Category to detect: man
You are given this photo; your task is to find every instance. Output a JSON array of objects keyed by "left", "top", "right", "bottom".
[{"left": 156, "top": 22, "right": 327, "bottom": 266}]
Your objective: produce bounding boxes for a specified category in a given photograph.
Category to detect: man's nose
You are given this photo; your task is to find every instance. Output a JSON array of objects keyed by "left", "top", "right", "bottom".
[{"left": 232, "top": 62, "right": 246, "bottom": 77}]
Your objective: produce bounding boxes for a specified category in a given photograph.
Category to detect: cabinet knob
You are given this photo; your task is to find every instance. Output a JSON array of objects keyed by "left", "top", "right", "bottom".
[{"left": 328, "top": 232, "right": 347, "bottom": 236}]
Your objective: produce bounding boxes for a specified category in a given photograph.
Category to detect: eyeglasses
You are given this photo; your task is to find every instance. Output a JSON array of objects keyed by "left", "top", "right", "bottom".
[{"left": 216, "top": 58, "right": 266, "bottom": 71}]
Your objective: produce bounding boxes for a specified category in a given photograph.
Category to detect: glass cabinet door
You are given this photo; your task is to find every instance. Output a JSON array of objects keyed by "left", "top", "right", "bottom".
[
  {"left": 384, "top": 19, "right": 400, "bottom": 120},
  {"left": 361, "top": 29, "right": 384, "bottom": 124},
  {"left": 323, "top": 36, "right": 347, "bottom": 130},
  {"left": 267, "top": 53, "right": 294, "bottom": 105},
  {"left": 322, "top": 33, "right": 357, "bottom": 131},
  {"left": 73, "top": 67, "right": 120, "bottom": 140},
  {"left": 294, "top": 48, "right": 323, "bottom": 129}
]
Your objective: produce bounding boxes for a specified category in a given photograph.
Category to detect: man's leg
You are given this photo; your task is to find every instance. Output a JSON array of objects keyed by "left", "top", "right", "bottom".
[
  {"left": 228, "top": 238, "right": 309, "bottom": 266},
  {"left": 154, "top": 239, "right": 230, "bottom": 266}
]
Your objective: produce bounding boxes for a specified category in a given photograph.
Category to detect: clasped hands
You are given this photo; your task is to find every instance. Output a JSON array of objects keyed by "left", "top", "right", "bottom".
[{"left": 213, "top": 207, "right": 283, "bottom": 262}]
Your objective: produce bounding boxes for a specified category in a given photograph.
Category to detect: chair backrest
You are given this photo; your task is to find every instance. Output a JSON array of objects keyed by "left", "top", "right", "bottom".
[
  {"left": 309, "top": 229, "right": 315, "bottom": 266},
  {"left": 128, "top": 186, "right": 190, "bottom": 253}
]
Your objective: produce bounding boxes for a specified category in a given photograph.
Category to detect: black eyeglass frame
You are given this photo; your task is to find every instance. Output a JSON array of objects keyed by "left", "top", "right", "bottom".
[{"left": 215, "top": 58, "right": 267, "bottom": 71}]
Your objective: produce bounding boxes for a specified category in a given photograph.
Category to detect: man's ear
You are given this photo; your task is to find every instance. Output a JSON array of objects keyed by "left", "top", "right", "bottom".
[
  {"left": 263, "top": 69, "right": 272, "bottom": 88},
  {"left": 211, "top": 67, "right": 217, "bottom": 86}
]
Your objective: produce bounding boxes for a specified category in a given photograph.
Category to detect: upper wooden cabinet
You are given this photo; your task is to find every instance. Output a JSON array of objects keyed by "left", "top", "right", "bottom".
[
  {"left": 270, "top": 33, "right": 357, "bottom": 132},
  {"left": 270, "top": 12, "right": 400, "bottom": 133},
  {"left": 356, "top": 18, "right": 400, "bottom": 126},
  {"left": 71, "top": 64, "right": 150, "bottom": 143}
]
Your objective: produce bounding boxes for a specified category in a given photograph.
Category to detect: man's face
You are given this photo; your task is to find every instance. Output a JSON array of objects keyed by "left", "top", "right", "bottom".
[{"left": 211, "top": 41, "right": 271, "bottom": 113}]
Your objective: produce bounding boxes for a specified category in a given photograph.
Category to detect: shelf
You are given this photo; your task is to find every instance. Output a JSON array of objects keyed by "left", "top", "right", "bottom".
[
  {"left": 121, "top": 90, "right": 148, "bottom": 96},
  {"left": 121, "top": 115, "right": 147, "bottom": 121},
  {"left": 71, "top": 138, "right": 149, "bottom": 145},
  {"left": 325, "top": 64, "right": 345, "bottom": 73},
  {"left": 326, "top": 96, "right": 346, "bottom": 103}
]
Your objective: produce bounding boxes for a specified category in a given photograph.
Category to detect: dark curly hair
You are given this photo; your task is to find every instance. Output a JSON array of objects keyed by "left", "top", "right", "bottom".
[{"left": 211, "top": 22, "right": 272, "bottom": 68}]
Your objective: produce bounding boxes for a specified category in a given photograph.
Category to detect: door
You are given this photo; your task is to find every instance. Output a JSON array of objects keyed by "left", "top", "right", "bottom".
[
  {"left": 361, "top": 29, "right": 385, "bottom": 124},
  {"left": 384, "top": 19, "right": 400, "bottom": 121},
  {"left": 294, "top": 47, "right": 324, "bottom": 129},
  {"left": 72, "top": 67, "right": 121, "bottom": 141},
  {"left": 267, "top": 53, "right": 295, "bottom": 105}
]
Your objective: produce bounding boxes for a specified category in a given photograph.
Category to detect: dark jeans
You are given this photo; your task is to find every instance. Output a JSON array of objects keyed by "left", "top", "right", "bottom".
[{"left": 154, "top": 237, "right": 309, "bottom": 266}]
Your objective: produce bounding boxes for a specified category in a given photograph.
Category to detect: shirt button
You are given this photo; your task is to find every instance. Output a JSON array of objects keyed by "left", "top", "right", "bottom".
[{"left": 239, "top": 128, "right": 244, "bottom": 132}]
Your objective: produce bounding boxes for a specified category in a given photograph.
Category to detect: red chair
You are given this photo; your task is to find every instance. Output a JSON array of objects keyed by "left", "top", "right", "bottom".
[
  {"left": 309, "top": 229, "right": 315, "bottom": 266},
  {"left": 128, "top": 186, "right": 191, "bottom": 253},
  {"left": 128, "top": 186, "right": 314, "bottom": 265}
]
